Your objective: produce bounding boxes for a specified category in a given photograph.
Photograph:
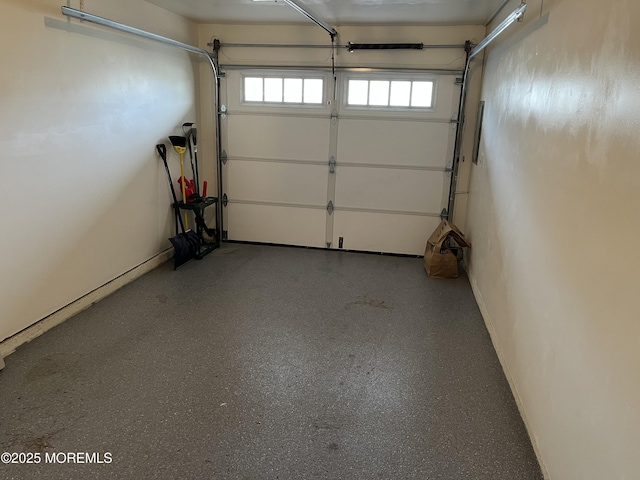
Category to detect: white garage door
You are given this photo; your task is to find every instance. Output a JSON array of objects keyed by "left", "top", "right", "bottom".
[{"left": 220, "top": 69, "right": 460, "bottom": 255}]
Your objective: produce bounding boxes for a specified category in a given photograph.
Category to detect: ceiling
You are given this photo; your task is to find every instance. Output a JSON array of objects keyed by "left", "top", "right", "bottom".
[{"left": 145, "top": 0, "right": 507, "bottom": 25}]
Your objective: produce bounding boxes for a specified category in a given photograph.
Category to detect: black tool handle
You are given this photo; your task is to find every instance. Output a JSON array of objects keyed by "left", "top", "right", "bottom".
[{"left": 156, "top": 144, "right": 186, "bottom": 235}]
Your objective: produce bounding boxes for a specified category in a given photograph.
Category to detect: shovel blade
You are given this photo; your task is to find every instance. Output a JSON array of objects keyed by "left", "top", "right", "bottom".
[{"left": 169, "top": 230, "right": 200, "bottom": 269}]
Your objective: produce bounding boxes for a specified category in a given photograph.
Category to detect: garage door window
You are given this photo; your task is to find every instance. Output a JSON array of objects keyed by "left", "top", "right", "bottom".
[
  {"left": 346, "top": 78, "right": 434, "bottom": 109},
  {"left": 243, "top": 76, "right": 324, "bottom": 105}
]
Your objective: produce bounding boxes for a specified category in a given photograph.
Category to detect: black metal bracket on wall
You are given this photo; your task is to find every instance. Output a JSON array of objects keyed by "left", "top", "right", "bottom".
[
  {"left": 446, "top": 40, "right": 472, "bottom": 221},
  {"left": 211, "top": 40, "right": 225, "bottom": 242},
  {"left": 445, "top": 2, "right": 528, "bottom": 222}
]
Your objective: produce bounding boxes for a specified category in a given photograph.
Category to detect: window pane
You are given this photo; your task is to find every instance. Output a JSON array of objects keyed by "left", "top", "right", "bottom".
[
  {"left": 264, "top": 78, "right": 283, "bottom": 102},
  {"left": 369, "top": 80, "right": 390, "bottom": 106},
  {"left": 411, "top": 81, "right": 433, "bottom": 107},
  {"left": 348, "top": 80, "right": 368, "bottom": 105},
  {"left": 303, "top": 79, "right": 323, "bottom": 104},
  {"left": 390, "top": 81, "right": 411, "bottom": 107},
  {"left": 284, "top": 78, "right": 303, "bottom": 103},
  {"left": 244, "top": 77, "right": 263, "bottom": 102}
]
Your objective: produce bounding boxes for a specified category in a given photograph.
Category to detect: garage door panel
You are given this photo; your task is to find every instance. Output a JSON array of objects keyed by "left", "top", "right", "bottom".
[
  {"left": 333, "top": 212, "right": 441, "bottom": 256},
  {"left": 222, "top": 69, "right": 458, "bottom": 255},
  {"left": 337, "top": 75, "right": 458, "bottom": 119},
  {"left": 335, "top": 167, "right": 445, "bottom": 213},
  {"left": 227, "top": 161, "right": 328, "bottom": 206},
  {"left": 227, "top": 204, "right": 326, "bottom": 248},
  {"left": 338, "top": 120, "right": 453, "bottom": 168},
  {"left": 433, "top": 77, "right": 458, "bottom": 118},
  {"left": 228, "top": 115, "right": 330, "bottom": 162}
]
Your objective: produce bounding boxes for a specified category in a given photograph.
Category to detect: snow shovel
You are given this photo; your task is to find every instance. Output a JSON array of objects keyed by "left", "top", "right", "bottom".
[{"left": 156, "top": 144, "right": 199, "bottom": 269}]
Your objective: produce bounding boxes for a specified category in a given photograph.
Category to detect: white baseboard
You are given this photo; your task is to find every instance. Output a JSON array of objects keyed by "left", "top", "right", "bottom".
[
  {"left": 467, "top": 271, "right": 550, "bottom": 480},
  {"left": 0, "top": 249, "right": 173, "bottom": 366}
]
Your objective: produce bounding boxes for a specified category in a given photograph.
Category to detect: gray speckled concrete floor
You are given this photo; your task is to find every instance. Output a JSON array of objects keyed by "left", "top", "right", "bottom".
[{"left": 0, "top": 244, "right": 542, "bottom": 480}]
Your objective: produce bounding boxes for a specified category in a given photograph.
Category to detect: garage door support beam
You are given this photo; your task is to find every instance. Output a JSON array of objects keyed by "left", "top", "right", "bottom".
[
  {"left": 470, "top": 2, "right": 528, "bottom": 60},
  {"left": 447, "top": 1, "right": 527, "bottom": 221},
  {"left": 215, "top": 43, "right": 465, "bottom": 50},
  {"left": 283, "top": 0, "right": 337, "bottom": 37},
  {"left": 220, "top": 65, "right": 464, "bottom": 75},
  {"left": 61, "top": 7, "right": 217, "bottom": 71},
  {"left": 61, "top": 5, "right": 225, "bottom": 240}
]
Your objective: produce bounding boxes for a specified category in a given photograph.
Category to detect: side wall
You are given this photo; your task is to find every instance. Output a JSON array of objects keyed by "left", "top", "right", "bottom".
[
  {"left": 0, "top": 0, "right": 198, "bottom": 343},
  {"left": 466, "top": 0, "right": 640, "bottom": 478}
]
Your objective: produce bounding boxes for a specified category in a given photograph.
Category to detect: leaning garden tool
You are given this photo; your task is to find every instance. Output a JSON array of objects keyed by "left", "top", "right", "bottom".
[
  {"left": 182, "top": 122, "right": 200, "bottom": 196},
  {"left": 168, "top": 135, "right": 190, "bottom": 228},
  {"left": 156, "top": 144, "right": 199, "bottom": 269}
]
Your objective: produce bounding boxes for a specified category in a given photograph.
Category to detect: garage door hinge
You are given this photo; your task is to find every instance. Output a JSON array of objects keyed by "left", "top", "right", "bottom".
[
  {"left": 222, "top": 194, "right": 228, "bottom": 207},
  {"left": 455, "top": 77, "right": 463, "bottom": 86},
  {"left": 329, "top": 156, "right": 336, "bottom": 174},
  {"left": 327, "top": 201, "right": 334, "bottom": 215},
  {"left": 221, "top": 150, "right": 228, "bottom": 165}
]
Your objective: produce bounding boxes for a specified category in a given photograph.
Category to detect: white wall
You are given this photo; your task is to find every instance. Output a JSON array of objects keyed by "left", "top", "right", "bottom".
[
  {"left": 196, "top": 23, "right": 486, "bottom": 228},
  {"left": 0, "top": 0, "right": 199, "bottom": 343},
  {"left": 465, "top": 0, "right": 640, "bottom": 478}
]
